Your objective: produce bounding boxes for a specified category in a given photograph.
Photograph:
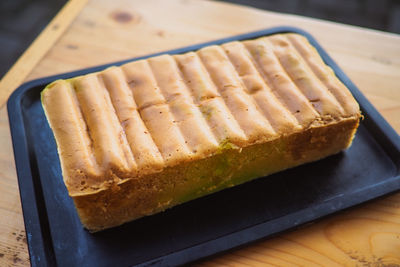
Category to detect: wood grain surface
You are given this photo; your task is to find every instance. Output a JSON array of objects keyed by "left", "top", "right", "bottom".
[{"left": 0, "top": 0, "right": 399, "bottom": 266}]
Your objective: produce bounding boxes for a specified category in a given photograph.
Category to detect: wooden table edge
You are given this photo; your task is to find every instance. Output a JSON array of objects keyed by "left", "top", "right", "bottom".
[{"left": 0, "top": 0, "right": 89, "bottom": 108}]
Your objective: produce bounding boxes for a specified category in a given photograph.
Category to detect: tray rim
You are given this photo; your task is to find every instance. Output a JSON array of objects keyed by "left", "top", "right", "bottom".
[{"left": 7, "top": 26, "right": 400, "bottom": 267}]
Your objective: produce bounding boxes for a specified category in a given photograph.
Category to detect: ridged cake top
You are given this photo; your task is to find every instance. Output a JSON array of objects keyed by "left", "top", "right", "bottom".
[{"left": 41, "top": 33, "right": 360, "bottom": 195}]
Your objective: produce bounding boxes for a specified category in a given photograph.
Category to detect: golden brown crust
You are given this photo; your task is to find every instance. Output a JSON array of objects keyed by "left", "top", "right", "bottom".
[{"left": 41, "top": 33, "right": 361, "bottom": 231}]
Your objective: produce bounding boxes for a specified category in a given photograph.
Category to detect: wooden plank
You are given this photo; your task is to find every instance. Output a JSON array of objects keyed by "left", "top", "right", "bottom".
[
  {"left": 1, "top": 0, "right": 399, "bottom": 266},
  {"left": 0, "top": 107, "right": 28, "bottom": 266},
  {"left": 0, "top": 0, "right": 89, "bottom": 108}
]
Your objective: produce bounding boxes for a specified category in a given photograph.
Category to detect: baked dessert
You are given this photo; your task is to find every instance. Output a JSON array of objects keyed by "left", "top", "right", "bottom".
[{"left": 41, "top": 33, "right": 361, "bottom": 232}]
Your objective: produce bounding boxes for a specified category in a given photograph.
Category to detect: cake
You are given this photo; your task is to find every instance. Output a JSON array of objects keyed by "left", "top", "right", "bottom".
[{"left": 41, "top": 33, "right": 361, "bottom": 232}]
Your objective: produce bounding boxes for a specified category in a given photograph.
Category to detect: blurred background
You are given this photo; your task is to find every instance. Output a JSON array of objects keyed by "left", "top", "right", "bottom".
[{"left": 1, "top": 0, "right": 399, "bottom": 79}]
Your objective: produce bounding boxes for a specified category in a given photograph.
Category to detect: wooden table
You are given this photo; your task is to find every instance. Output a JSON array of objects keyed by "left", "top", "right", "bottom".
[{"left": 1, "top": 0, "right": 399, "bottom": 265}]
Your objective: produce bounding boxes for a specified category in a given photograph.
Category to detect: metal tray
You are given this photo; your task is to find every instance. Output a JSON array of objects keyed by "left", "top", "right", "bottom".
[{"left": 7, "top": 27, "right": 400, "bottom": 267}]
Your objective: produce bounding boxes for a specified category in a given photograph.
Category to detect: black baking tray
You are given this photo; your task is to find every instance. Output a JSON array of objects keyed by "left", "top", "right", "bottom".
[{"left": 7, "top": 27, "right": 400, "bottom": 267}]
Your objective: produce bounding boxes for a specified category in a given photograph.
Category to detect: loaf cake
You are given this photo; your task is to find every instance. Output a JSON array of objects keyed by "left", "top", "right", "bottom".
[{"left": 41, "top": 33, "right": 361, "bottom": 232}]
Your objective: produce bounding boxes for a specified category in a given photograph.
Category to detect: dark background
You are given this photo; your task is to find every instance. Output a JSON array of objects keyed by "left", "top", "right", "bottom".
[{"left": 1, "top": 0, "right": 399, "bottom": 79}]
